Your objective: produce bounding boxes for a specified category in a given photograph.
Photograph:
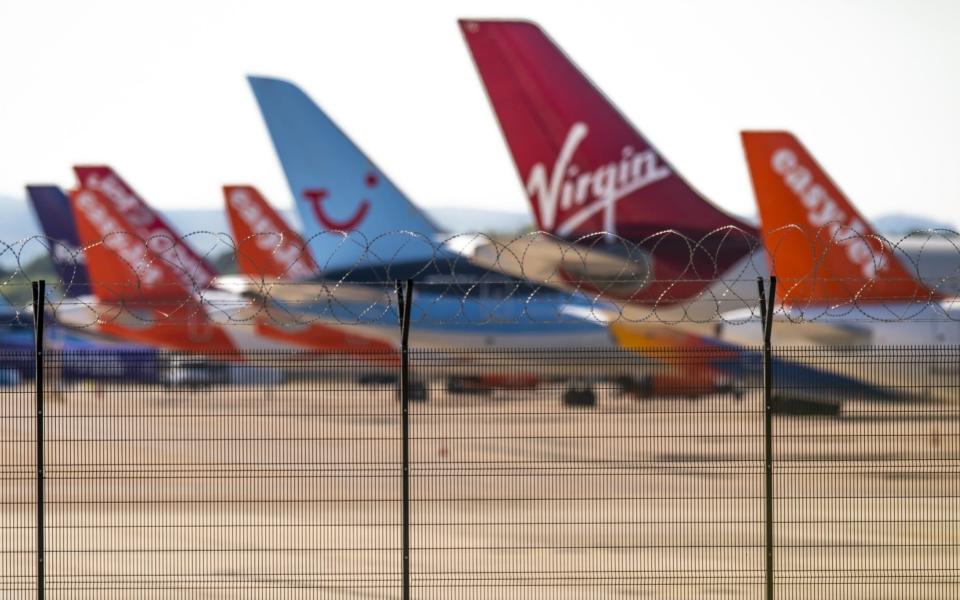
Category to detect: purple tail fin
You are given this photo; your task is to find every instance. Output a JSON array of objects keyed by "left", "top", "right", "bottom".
[{"left": 26, "top": 185, "right": 91, "bottom": 297}]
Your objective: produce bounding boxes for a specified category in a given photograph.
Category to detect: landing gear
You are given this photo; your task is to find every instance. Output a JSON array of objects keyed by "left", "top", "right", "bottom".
[
  {"left": 770, "top": 396, "right": 841, "bottom": 416},
  {"left": 446, "top": 376, "right": 491, "bottom": 396},
  {"left": 616, "top": 376, "right": 653, "bottom": 399},
  {"left": 398, "top": 379, "right": 428, "bottom": 402},
  {"left": 563, "top": 384, "right": 596, "bottom": 407}
]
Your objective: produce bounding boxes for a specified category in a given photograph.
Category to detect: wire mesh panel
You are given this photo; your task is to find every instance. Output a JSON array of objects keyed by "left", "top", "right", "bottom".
[
  {"left": 408, "top": 348, "right": 765, "bottom": 598},
  {"left": 0, "top": 351, "right": 35, "bottom": 595},
  {"left": 41, "top": 350, "right": 400, "bottom": 598},
  {"left": 773, "top": 346, "right": 960, "bottom": 598},
  {"left": 1, "top": 342, "right": 958, "bottom": 597}
]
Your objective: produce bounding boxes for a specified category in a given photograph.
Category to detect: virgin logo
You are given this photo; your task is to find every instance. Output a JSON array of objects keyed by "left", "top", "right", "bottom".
[
  {"left": 525, "top": 122, "right": 671, "bottom": 236},
  {"left": 303, "top": 189, "right": 371, "bottom": 232}
]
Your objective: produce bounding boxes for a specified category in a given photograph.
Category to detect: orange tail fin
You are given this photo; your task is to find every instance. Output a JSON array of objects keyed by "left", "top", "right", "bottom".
[
  {"left": 69, "top": 188, "right": 237, "bottom": 353},
  {"left": 71, "top": 188, "right": 195, "bottom": 303},
  {"left": 223, "top": 185, "right": 319, "bottom": 280},
  {"left": 741, "top": 131, "right": 936, "bottom": 305},
  {"left": 74, "top": 165, "right": 219, "bottom": 289}
]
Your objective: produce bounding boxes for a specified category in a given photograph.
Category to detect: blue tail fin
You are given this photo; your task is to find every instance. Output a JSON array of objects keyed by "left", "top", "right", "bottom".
[
  {"left": 26, "top": 185, "right": 91, "bottom": 297},
  {"left": 247, "top": 76, "right": 444, "bottom": 275}
]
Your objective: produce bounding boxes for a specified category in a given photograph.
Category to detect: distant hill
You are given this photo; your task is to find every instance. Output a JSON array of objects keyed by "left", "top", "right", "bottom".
[
  {"left": 131, "top": 205, "right": 534, "bottom": 237},
  {"left": 0, "top": 196, "right": 35, "bottom": 246},
  {"left": 0, "top": 195, "right": 534, "bottom": 266},
  {"left": 1, "top": 192, "right": 952, "bottom": 265},
  {"left": 872, "top": 213, "right": 957, "bottom": 236},
  {"left": 1, "top": 195, "right": 533, "bottom": 238}
]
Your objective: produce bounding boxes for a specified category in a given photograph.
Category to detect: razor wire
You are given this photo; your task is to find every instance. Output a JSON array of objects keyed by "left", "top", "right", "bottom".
[{"left": 1, "top": 225, "right": 959, "bottom": 332}]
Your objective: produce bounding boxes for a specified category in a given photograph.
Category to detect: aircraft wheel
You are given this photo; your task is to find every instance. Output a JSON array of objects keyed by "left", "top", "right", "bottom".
[
  {"left": 398, "top": 380, "right": 429, "bottom": 402},
  {"left": 770, "top": 396, "right": 840, "bottom": 416},
  {"left": 446, "top": 376, "right": 489, "bottom": 396},
  {"left": 563, "top": 386, "right": 596, "bottom": 407}
]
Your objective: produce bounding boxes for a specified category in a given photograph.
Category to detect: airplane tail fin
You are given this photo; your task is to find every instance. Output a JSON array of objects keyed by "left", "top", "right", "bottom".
[
  {"left": 73, "top": 166, "right": 219, "bottom": 288},
  {"left": 223, "top": 187, "right": 399, "bottom": 357},
  {"left": 247, "top": 76, "right": 443, "bottom": 273},
  {"left": 26, "top": 185, "right": 91, "bottom": 297},
  {"left": 69, "top": 188, "right": 196, "bottom": 303},
  {"left": 459, "top": 20, "right": 754, "bottom": 239},
  {"left": 740, "top": 131, "right": 936, "bottom": 304},
  {"left": 69, "top": 187, "right": 237, "bottom": 352},
  {"left": 223, "top": 185, "right": 320, "bottom": 281},
  {"left": 459, "top": 19, "right": 757, "bottom": 301}
]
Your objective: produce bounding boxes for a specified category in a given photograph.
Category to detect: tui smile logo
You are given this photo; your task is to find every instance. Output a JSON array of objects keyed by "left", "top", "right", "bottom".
[{"left": 302, "top": 171, "right": 378, "bottom": 232}]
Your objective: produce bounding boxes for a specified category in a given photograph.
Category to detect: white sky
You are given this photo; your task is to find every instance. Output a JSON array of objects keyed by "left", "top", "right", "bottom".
[{"left": 2, "top": 0, "right": 959, "bottom": 226}]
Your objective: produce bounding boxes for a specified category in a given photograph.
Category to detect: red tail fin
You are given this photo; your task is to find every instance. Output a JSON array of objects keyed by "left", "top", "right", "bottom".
[
  {"left": 460, "top": 20, "right": 754, "bottom": 242},
  {"left": 73, "top": 166, "right": 218, "bottom": 289},
  {"left": 69, "top": 188, "right": 237, "bottom": 352},
  {"left": 741, "top": 131, "right": 935, "bottom": 304},
  {"left": 223, "top": 186, "right": 319, "bottom": 281}
]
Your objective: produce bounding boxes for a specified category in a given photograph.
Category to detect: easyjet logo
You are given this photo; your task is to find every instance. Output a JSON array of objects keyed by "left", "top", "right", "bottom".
[
  {"left": 525, "top": 122, "right": 671, "bottom": 236},
  {"left": 771, "top": 148, "right": 887, "bottom": 278},
  {"left": 82, "top": 172, "right": 212, "bottom": 287},
  {"left": 75, "top": 191, "right": 165, "bottom": 288},
  {"left": 83, "top": 172, "right": 153, "bottom": 228},
  {"left": 227, "top": 188, "right": 317, "bottom": 280}
]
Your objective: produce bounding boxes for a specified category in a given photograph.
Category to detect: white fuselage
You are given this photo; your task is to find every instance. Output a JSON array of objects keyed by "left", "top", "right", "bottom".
[{"left": 719, "top": 301, "right": 960, "bottom": 347}]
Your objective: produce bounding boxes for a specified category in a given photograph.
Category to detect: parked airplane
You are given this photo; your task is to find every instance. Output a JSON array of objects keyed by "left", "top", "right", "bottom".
[
  {"left": 459, "top": 19, "right": 764, "bottom": 320},
  {"left": 243, "top": 78, "right": 759, "bottom": 401},
  {"left": 246, "top": 75, "right": 623, "bottom": 349},
  {"left": 721, "top": 130, "right": 960, "bottom": 348},
  {"left": 59, "top": 186, "right": 245, "bottom": 352},
  {"left": 244, "top": 75, "right": 901, "bottom": 406},
  {"left": 224, "top": 186, "right": 880, "bottom": 412},
  {"left": 460, "top": 20, "right": 960, "bottom": 318},
  {"left": 49, "top": 174, "right": 396, "bottom": 362},
  {"left": 0, "top": 294, "right": 164, "bottom": 384},
  {"left": 223, "top": 184, "right": 319, "bottom": 282},
  {"left": 221, "top": 183, "right": 650, "bottom": 398},
  {"left": 222, "top": 184, "right": 396, "bottom": 357},
  {"left": 19, "top": 159, "right": 628, "bottom": 399},
  {"left": 6, "top": 185, "right": 165, "bottom": 382},
  {"left": 44, "top": 172, "right": 614, "bottom": 397},
  {"left": 25, "top": 185, "right": 91, "bottom": 297},
  {"left": 247, "top": 76, "right": 451, "bottom": 279},
  {"left": 73, "top": 166, "right": 219, "bottom": 290}
]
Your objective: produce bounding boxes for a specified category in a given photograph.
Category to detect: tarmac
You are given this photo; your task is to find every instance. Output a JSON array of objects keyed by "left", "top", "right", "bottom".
[{"left": 0, "top": 380, "right": 957, "bottom": 598}]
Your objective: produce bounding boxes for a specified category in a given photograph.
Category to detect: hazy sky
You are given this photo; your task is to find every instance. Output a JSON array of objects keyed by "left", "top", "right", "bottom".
[{"left": 2, "top": 0, "right": 959, "bottom": 227}]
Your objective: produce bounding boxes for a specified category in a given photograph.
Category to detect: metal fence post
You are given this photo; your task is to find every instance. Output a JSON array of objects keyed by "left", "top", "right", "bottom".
[
  {"left": 32, "top": 280, "right": 46, "bottom": 600},
  {"left": 757, "top": 276, "right": 777, "bottom": 599},
  {"left": 396, "top": 279, "right": 414, "bottom": 600}
]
